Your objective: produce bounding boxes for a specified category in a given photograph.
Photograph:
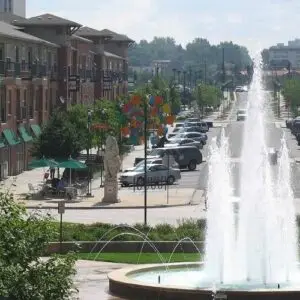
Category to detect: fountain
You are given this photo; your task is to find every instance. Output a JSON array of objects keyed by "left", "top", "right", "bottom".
[{"left": 108, "top": 55, "right": 300, "bottom": 299}]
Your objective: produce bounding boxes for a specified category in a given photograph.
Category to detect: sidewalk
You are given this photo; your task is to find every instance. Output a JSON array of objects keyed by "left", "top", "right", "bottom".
[{"left": 0, "top": 145, "right": 202, "bottom": 209}]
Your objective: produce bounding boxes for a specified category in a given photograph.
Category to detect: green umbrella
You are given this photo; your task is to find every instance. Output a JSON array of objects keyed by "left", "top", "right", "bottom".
[
  {"left": 58, "top": 158, "right": 87, "bottom": 169},
  {"left": 58, "top": 158, "right": 87, "bottom": 185},
  {"left": 28, "top": 157, "right": 58, "bottom": 169}
]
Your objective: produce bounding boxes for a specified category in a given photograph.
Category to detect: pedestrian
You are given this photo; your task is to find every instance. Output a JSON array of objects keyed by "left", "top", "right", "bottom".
[{"left": 50, "top": 167, "right": 55, "bottom": 179}]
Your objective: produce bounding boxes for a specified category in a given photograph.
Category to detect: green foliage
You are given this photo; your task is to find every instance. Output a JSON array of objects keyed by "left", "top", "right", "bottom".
[
  {"left": 129, "top": 37, "right": 252, "bottom": 83},
  {"left": 51, "top": 219, "right": 206, "bottom": 242},
  {"left": 282, "top": 79, "right": 300, "bottom": 115},
  {"left": 0, "top": 192, "right": 76, "bottom": 299},
  {"left": 194, "top": 83, "right": 222, "bottom": 111},
  {"left": 31, "top": 109, "right": 83, "bottom": 159}
]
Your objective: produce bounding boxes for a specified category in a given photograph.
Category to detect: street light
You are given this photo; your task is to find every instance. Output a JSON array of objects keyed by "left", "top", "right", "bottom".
[{"left": 87, "top": 110, "right": 93, "bottom": 197}]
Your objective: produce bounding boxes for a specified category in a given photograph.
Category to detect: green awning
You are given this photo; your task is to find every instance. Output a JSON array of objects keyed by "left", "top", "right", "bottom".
[
  {"left": 31, "top": 124, "right": 42, "bottom": 137},
  {"left": 0, "top": 138, "right": 5, "bottom": 148},
  {"left": 2, "top": 129, "right": 20, "bottom": 146},
  {"left": 18, "top": 126, "right": 33, "bottom": 143}
]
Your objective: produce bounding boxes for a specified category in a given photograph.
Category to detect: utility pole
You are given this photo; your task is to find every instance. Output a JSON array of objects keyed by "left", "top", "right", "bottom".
[
  {"left": 204, "top": 60, "right": 207, "bottom": 85},
  {"left": 188, "top": 66, "right": 192, "bottom": 88},
  {"left": 183, "top": 70, "right": 187, "bottom": 108},
  {"left": 177, "top": 70, "right": 181, "bottom": 84}
]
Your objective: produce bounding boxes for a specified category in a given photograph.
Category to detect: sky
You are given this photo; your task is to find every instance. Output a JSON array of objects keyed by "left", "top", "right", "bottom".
[{"left": 26, "top": 0, "right": 300, "bottom": 55}]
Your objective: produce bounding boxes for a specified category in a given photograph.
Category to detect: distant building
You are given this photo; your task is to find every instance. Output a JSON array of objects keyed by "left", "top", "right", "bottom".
[
  {"left": 152, "top": 60, "right": 171, "bottom": 75},
  {"left": 269, "top": 39, "right": 300, "bottom": 69},
  {"left": 0, "top": 0, "right": 26, "bottom": 17}
]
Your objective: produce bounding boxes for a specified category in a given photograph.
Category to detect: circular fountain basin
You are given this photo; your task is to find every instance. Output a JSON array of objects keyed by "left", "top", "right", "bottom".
[{"left": 108, "top": 262, "right": 300, "bottom": 300}]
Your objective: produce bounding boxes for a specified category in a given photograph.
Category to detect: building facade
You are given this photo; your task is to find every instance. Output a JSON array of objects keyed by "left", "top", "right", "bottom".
[
  {"left": 0, "top": 0, "right": 26, "bottom": 17},
  {"left": 0, "top": 13, "right": 133, "bottom": 179},
  {"left": 269, "top": 39, "right": 300, "bottom": 69}
]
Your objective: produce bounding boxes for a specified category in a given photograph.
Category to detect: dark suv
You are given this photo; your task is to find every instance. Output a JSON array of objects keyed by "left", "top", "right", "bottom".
[{"left": 134, "top": 146, "right": 202, "bottom": 171}]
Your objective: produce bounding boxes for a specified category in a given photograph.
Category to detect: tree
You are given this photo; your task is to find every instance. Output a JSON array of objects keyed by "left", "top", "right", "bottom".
[
  {"left": 128, "top": 36, "right": 252, "bottom": 84},
  {"left": 194, "top": 83, "right": 222, "bottom": 114},
  {"left": 282, "top": 79, "right": 300, "bottom": 115},
  {"left": 31, "top": 109, "right": 84, "bottom": 159},
  {"left": 0, "top": 191, "right": 76, "bottom": 299}
]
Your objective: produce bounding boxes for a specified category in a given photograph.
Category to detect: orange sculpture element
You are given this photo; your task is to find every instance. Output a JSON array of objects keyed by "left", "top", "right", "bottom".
[
  {"left": 154, "top": 96, "right": 163, "bottom": 105},
  {"left": 166, "top": 115, "right": 175, "bottom": 125},
  {"left": 131, "top": 119, "right": 137, "bottom": 128},
  {"left": 131, "top": 95, "right": 141, "bottom": 105},
  {"left": 157, "top": 126, "right": 164, "bottom": 136},
  {"left": 151, "top": 107, "right": 158, "bottom": 116},
  {"left": 121, "top": 127, "right": 130, "bottom": 136}
]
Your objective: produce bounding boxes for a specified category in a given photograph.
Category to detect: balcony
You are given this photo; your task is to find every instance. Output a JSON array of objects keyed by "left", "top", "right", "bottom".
[{"left": 31, "top": 63, "right": 47, "bottom": 77}]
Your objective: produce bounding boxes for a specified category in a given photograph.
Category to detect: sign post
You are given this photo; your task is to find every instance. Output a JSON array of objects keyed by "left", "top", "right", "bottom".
[{"left": 58, "top": 202, "right": 65, "bottom": 254}]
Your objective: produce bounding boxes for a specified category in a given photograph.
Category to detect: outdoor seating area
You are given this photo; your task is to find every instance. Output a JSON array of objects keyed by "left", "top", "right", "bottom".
[{"left": 27, "top": 157, "right": 89, "bottom": 201}]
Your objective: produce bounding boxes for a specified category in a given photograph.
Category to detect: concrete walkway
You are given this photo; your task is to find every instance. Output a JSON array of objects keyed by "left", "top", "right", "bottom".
[{"left": 74, "top": 260, "right": 128, "bottom": 300}]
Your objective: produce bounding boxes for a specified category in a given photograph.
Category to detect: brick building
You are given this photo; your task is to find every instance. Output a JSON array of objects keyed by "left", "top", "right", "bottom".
[{"left": 0, "top": 13, "right": 133, "bottom": 179}]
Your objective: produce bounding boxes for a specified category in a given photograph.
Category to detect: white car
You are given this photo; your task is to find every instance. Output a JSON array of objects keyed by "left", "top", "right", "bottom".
[
  {"left": 120, "top": 164, "right": 181, "bottom": 186},
  {"left": 237, "top": 109, "right": 247, "bottom": 121}
]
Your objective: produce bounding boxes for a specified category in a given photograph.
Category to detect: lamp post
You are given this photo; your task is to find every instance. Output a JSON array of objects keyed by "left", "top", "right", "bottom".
[
  {"left": 177, "top": 70, "right": 181, "bottom": 84},
  {"left": 143, "top": 97, "right": 148, "bottom": 226},
  {"left": 183, "top": 70, "right": 187, "bottom": 108},
  {"left": 87, "top": 110, "right": 92, "bottom": 197},
  {"left": 172, "top": 68, "right": 177, "bottom": 82}
]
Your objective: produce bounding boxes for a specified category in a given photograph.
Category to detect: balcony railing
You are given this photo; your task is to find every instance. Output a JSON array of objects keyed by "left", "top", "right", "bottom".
[{"left": 0, "top": 61, "right": 129, "bottom": 83}]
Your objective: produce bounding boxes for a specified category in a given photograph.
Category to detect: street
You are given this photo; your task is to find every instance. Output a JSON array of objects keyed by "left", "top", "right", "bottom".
[{"left": 33, "top": 92, "right": 300, "bottom": 225}]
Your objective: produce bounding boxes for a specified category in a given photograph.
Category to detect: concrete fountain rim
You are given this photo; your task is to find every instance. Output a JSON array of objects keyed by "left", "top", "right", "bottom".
[{"left": 108, "top": 262, "right": 300, "bottom": 300}]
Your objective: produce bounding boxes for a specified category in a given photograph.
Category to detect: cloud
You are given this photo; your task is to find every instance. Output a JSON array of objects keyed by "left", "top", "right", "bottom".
[
  {"left": 26, "top": 0, "right": 300, "bottom": 54},
  {"left": 226, "top": 14, "right": 243, "bottom": 24}
]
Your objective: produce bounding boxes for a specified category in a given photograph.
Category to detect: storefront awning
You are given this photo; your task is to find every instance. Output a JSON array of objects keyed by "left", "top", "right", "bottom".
[
  {"left": 30, "top": 124, "right": 42, "bottom": 137},
  {"left": 18, "top": 126, "right": 33, "bottom": 143},
  {"left": 2, "top": 129, "right": 20, "bottom": 146}
]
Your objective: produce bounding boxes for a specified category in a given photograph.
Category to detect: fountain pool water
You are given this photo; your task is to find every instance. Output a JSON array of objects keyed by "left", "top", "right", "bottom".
[{"left": 108, "top": 55, "right": 300, "bottom": 299}]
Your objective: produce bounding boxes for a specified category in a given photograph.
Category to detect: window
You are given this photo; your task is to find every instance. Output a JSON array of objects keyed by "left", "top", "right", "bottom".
[
  {"left": 8, "top": 0, "right": 11, "bottom": 12},
  {"left": 28, "top": 87, "right": 33, "bottom": 119},
  {"left": 16, "top": 89, "right": 21, "bottom": 120},
  {"left": 7, "top": 89, "right": 11, "bottom": 115},
  {"left": 0, "top": 86, "right": 6, "bottom": 123}
]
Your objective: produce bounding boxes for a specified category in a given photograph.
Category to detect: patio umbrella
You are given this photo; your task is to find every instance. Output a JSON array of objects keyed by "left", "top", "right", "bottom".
[
  {"left": 58, "top": 158, "right": 87, "bottom": 185},
  {"left": 28, "top": 157, "right": 59, "bottom": 169}
]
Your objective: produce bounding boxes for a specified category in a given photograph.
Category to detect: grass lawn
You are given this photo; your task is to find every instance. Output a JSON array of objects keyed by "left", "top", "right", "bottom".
[{"left": 76, "top": 252, "right": 202, "bottom": 264}]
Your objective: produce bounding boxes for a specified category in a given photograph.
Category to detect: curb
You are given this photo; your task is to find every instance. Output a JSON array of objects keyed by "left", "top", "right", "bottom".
[{"left": 25, "top": 202, "right": 200, "bottom": 210}]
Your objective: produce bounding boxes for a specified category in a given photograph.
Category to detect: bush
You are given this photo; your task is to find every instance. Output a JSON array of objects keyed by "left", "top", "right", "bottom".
[
  {"left": 0, "top": 192, "right": 76, "bottom": 299},
  {"left": 50, "top": 220, "right": 206, "bottom": 242}
]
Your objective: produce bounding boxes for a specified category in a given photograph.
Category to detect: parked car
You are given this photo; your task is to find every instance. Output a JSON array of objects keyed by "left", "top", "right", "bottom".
[
  {"left": 134, "top": 146, "right": 203, "bottom": 170},
  {"left": 184, "top": 121, "right": 209, "bottom": 132},
  {"left": 123, "top": 158, "right": 179, "bottom": 173},
  {"left": 165, "top": 138, "right": 203, "bottom": 149},
  {"left": 237, "top": 109, "right": 247, "bottom": 121},
  {"left": 171, "top": 132, "right": 207, "bottom": 145},
  {"left": 120, "top": 164, "right": 181, "bottom": 186},
  {"left": 235, "top": 86, "right": 247, "bottom": 92}
]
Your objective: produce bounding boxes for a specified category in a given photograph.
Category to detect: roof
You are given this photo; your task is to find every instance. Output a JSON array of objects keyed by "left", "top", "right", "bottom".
[
  {"left": 0, "top": 12, "right": 26, "bottom": 24},
  {"left": 71, "top": 34, "right": 93, "bottom": 44},
  {"left": 0, "top": 21, "right": 58, "bottom": 47},
  {"left": 77, "top": 26, "right": 113, "bottom": 38},
  {"left": 15, "top": 13, "right": 81, "bottom": 27},
  {"left": 104, "top": 51, "right": 123, "bottom": 60},
  {"left": 99, "top": 29, "right": 134, "bottom": 42}
]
